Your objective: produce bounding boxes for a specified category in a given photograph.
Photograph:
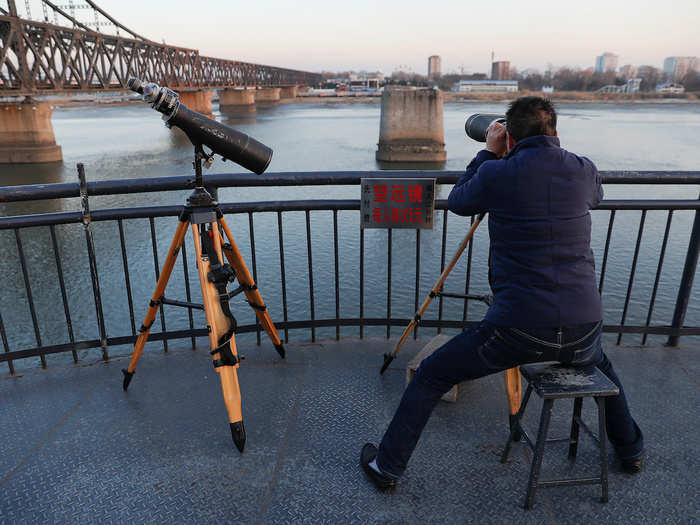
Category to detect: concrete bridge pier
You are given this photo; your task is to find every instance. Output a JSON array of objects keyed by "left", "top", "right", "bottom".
[
  {"left": 176, "top": 89, "right": 214, "bottom": 117},
  {"left": 280, "top": 86, "right": 297, "bottom": 99},
  {"left": 0, "top": 99, "right": 62, "bottom": 163},
  {"left": 219, "top": 88, "right": 256, "bottom": 114},
  {"left": 255, "top": 87, "right": 281, "bottom": 105},
  {"left": 376, "top": 87, "right": 446, "bottom": 162}
]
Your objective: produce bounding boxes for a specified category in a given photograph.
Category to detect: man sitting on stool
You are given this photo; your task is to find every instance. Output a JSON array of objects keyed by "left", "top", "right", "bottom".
[{"left": 361, "top": 96, "right": 644, "bottom": 491}]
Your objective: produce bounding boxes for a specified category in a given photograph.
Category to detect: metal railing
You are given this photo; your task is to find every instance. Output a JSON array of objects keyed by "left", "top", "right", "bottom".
[{"left": 0, "top": 170, "right": 698, "bottom": 374}]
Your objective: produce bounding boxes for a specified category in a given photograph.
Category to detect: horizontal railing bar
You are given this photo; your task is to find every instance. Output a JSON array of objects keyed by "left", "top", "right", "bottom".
[
  {"left": 595, "top": 200, "right": 700, "bottom": 210},
  {"left": 2, "top": 199, "right": 699, "bottom": 229},
  {"left": 2, "top": 321, "right": 697, "bottom": 364},
  {"left": 0, "top": 328, "right": 210, "bottom": 363},
  {"left": 0, "top": 211, "right": 83, "bottom": 229},
  {"left": 1, "top": 171, "right": 699, "bottom": 202}
]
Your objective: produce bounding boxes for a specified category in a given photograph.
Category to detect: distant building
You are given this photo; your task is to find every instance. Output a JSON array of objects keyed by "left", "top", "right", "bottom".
[
  {"left": 597, "top": 78, "right": 642, "bottom": 94},
  {"left": 619, "top": 64, "right": 637, "bottom": 79},
  {"left": 491, "top": 61, "right": 510, "bottom": 80},
  {"left": 521, "top": 68, "right": 541, "bottom": 78},
  {"left": 656, "top": 82, "right": 685, "bottom": 94},
  {"left": 428, "top": 56, "right": 441, "bottom": 78},
  {"left": 595, "top": 52, "right": 619, "bottom": 72},
  {"left": 637, "top": 65, "right": 658, "bottom": 75},
  {"left": 452, "top": 80, "right": 518, "bottom": 93},
  {"left": 349, "top": 72, "right": 384, "bottom": 82},
  {"left": 347, "top": 72, "right": 384, "bottom": 93},
  {"left": 663, "top": 56, "right": 699, "bottom": 81}
]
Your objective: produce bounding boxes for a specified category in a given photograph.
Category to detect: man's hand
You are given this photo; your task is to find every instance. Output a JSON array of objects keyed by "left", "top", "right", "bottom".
[{"left": 486, "top": 122, "right": 507, "bottom": 158}]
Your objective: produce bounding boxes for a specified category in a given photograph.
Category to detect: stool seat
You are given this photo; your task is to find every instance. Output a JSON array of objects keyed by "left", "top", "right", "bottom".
[
  {"left": 502, "top": 362, "right": 620, "bottom": 510},
  {"left": 520, "top": 363, "right": 619, "bottom": 399}
]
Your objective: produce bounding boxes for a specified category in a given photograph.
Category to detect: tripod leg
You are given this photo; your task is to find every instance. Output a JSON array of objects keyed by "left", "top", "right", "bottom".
[
  {"left": 218, "top": 217, "right": 286, "bottom": 358},
  {"left": 505, "top": 367, "right": 523, "bottom": 441},
  {"left": 193, "top": 223, "right": 246, "bottom": 452},
  {"left": 380, "top": 213, "right": 486, "bottom": 374},
  {"left": 122, "top": 219, "right": 189, "bottom": 390}
]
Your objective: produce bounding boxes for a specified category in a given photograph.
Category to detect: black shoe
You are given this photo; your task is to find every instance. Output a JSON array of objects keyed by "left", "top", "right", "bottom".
[
  {"left": 621, "top": 456, "right": 643, "bottom": 474},
  {"left": 360, "top": 443, "right": 397, "bottom": 491}
]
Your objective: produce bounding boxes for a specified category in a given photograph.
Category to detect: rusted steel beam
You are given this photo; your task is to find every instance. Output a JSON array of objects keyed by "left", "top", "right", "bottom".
[{"left": 0, "top": 14, "right": 321, "bottom": 95}]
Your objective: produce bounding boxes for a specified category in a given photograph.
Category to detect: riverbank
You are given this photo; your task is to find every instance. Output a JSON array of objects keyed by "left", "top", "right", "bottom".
[
  {"left": 15, "top": 90, "right": 698, "bottom": 109},
  {"left": 292, "top": 91, "right": 698, "bottom": 104}
]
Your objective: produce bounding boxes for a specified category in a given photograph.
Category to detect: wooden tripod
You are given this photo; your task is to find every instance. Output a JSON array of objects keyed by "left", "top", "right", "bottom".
[
  {"left": 122, "top": 178, "right": 285, "bottom": 453},
  {"left": 379, "top": 213, "right": 522, "bottom": 434}
]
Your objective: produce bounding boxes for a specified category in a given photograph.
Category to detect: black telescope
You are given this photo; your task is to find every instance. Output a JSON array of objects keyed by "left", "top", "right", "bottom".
[
  {"left": 464, "top": 114, "right": 506, "bottom": 142},
  {"left": 127, "top": 77, "right": 272, "bottom": 175}
]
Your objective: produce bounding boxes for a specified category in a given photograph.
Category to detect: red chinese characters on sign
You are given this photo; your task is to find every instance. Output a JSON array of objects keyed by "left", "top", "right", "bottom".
[
  {"left": 373, "top": 185, "right": 388, "bottom": 202},
  {"left": 375, "top": 184, "right": 423, "bottom": 204},
  {"left": 371, "top": 207, "right": 423, "bottom": 224},
  {"left": 408, "top": 184, "right": 423, "bottom": 203},
  {"left": 362, "top": 178, "right": 434, "bottom": 229},
  {"left": 390, "top": 185, "right": 405, "bottom": 202}
]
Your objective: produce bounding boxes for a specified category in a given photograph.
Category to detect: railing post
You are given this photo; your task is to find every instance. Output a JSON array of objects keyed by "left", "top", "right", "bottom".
[{"left": 667, "top": 193, "right": 700, "bottom": 347}]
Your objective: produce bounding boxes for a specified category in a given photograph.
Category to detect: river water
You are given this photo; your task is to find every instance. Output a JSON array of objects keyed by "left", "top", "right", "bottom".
[{"left": 1, "top": 101, "right": 699, "bottom": 371}]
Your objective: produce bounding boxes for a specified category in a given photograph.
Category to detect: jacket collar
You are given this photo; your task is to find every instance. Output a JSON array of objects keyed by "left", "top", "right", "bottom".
[{"left": 505, "top": 135, "right": 560, "bottom": 158}]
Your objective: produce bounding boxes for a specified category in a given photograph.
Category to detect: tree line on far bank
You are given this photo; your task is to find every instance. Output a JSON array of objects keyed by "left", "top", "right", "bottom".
[{"left": 321, "top": 68, "right": 700, "bottom": 93}]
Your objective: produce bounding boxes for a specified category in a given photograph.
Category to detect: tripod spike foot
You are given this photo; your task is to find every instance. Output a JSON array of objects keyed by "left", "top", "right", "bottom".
[
  {"left": 274, "top": 343, "right": 286, "bottom": 359},
  {"left": 380, "top": 353, "right": 395, "bottom": 375},
  {"left": 122, "top": 369, "right": 134, "bottom": 391},
  {"left": 230, "top": 421, "right": 246, "bottom": 452}
]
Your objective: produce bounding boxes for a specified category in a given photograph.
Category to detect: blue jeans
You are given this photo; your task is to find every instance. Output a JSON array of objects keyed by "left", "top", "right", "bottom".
[{"left": 376, "top": 320, "right": 644, "bottom": 478}]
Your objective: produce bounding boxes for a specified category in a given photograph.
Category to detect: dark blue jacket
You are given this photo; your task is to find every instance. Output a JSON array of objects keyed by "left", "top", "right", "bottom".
[{"left": 448, "top": 135, "right": 603, "bottom": 328}]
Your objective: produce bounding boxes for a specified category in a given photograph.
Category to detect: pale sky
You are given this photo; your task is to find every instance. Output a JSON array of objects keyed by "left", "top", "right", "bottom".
[{"left": 39, "top": 0, "right": 700, "bottom": 75}]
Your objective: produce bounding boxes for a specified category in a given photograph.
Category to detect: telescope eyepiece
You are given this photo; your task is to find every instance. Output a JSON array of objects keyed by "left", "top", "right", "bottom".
[
  {"left": 128, "top": 78, "right": 180, "bottom": 121},
  {"left": 127, "top": 77, "right": 145, "bottom": 95},
  {"left": 142, "top": 82, "right": 160, "bottom": 103},
  {"left": 465, "top": 113, "right": 506, "bottom": 142}
]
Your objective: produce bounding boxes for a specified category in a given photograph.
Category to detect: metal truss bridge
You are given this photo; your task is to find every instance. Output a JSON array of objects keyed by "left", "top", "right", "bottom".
[{"left": 0, "top": 0, "right": 321, "bottom": 96}]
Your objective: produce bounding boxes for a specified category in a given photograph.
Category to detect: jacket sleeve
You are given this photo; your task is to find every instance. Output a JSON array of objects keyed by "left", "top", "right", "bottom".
[
  {"left": 448, "top": 149, "right": 498, "bottom": 216},
  {"left": 583, "top": 156, "right": 604, "bottom": 209}
]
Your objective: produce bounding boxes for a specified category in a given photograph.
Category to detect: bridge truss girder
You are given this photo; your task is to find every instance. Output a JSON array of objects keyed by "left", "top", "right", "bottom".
[{"left": 0, "top": 15, "right": 321, "bottom": 96}]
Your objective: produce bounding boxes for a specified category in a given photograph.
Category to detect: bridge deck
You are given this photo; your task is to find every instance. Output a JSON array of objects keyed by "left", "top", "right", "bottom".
[{"left": 1, "top": 338, "right": 696, "bottom": 524}]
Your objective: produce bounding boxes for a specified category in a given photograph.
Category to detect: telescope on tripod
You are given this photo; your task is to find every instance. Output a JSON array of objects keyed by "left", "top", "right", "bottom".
[{"left": 121, "top": 78, "right": 285, "bottom": 452}]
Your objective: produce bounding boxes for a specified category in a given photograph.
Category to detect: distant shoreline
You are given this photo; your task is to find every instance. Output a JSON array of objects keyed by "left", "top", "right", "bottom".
[
  {"left": 290, "top": 92, "right": 698, "bottom": 105},
  {"left": 34, "top": 90, "right": 699, "bottom": 108}
]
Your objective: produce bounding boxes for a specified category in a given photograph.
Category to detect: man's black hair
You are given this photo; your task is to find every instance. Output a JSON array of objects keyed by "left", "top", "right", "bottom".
[{"left": 505, "top": 96, "right": 557, "bottom": 142}]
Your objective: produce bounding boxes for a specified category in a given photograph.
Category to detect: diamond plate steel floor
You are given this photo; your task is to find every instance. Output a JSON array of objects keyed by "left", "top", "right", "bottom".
[{"left": 1, "top": 338, "right": 698, "bottom": 524}]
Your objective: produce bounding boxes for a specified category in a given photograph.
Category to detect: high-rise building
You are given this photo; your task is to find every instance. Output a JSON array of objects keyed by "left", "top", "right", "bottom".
[
  {"left": 637, "top": 65, "right": 660, "bottom": 77},
  {"left": 595, "top": 52, "right": 619, "bottom": 72},
  {"left": 428, "top": 56, "right": 441, "bottom": 78},
  {"left": 619, "top": 64, "right": 637, "bottom": 79},
  {"left": 663, "top": 56, "right": 699, "bottom": 81},
  {"left": 491, "top": 61, "right": 510, "bottom": 80}
]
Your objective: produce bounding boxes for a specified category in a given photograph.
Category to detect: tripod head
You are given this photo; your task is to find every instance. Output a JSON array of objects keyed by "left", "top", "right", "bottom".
[{"left": 127, "top": 77, "right": 273, "bottom": 176}]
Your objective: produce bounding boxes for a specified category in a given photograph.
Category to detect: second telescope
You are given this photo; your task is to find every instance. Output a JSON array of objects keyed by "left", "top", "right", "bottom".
[
  {"left": 464, "top": 114, "right": 506, "bottom": 143},
  {"left": 127, "top": 77, "right": 272, "bottom": 175}
]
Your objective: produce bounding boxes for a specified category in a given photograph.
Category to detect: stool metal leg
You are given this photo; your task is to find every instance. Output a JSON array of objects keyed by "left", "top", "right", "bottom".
[
  {"left": 596, "top": 397, "right": 610, "bottom": 503},
  {"left": 501, "top": 384, "right": 533, "bottom": 463},
  {"left": 568, "top": 397, "right": 583, "bottom": 459},
  {"left": 525, "top": 398, "right": 553, "bottom": 510}
]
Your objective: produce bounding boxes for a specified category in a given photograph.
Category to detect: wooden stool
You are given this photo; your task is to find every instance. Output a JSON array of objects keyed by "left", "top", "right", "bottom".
[{"left": 501, "top": 363, "right": 619, "bottom": 509}]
